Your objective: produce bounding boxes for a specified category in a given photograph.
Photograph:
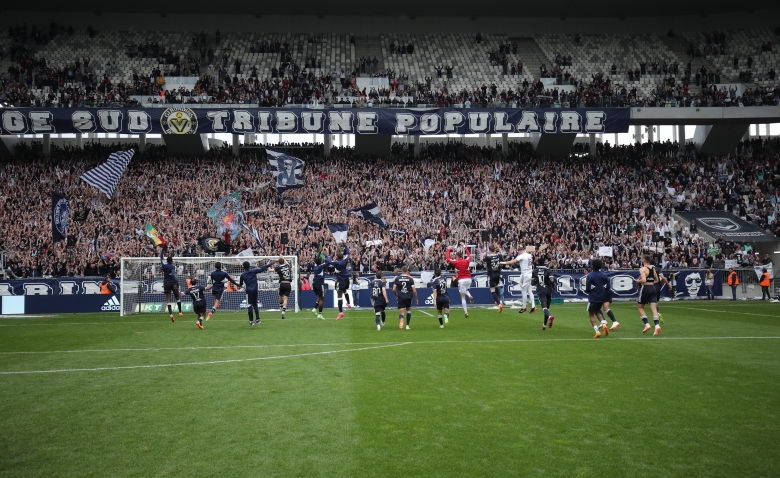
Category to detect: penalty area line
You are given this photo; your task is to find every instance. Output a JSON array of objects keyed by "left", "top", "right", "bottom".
[{"left": 0, "top": 342, "right": 412, "bottom": 375}]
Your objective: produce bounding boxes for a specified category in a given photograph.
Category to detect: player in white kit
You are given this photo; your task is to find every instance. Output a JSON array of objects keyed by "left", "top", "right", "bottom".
[{"left": 501, "top": 246, "right": 536, "bottom": 313}]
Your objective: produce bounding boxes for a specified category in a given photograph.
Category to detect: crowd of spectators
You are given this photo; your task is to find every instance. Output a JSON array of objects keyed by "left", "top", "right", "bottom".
[
  {"left": 1, "top": 138, "right": 778, "bottom": 280},
  {"left": 3, "top": 24, "right": 780, "bottom": 108}
]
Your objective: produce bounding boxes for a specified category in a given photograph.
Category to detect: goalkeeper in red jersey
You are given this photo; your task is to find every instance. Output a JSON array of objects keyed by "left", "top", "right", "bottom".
[{"left": 446, "top": 242, "right": 474, "bottom": 317}]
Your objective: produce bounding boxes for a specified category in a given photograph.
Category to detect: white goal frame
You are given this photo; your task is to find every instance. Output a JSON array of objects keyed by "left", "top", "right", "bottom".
[{"left": 119, "top": 256, "right": 299, "bottom": 316}]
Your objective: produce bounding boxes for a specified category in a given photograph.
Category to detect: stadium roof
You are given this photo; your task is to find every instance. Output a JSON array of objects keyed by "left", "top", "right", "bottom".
[{"left": 7, "top": 1, "right": 778, "bottom": 17}]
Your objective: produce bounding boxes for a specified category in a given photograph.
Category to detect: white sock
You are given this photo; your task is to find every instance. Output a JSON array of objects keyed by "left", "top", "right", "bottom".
[
  {"left": 466, "top": 291, "right": 473, "bottom": 299},
  {"left": 593, "top": 325, "right": 600, "bottom": 332},
  {"left": 601, "top": 320, "right": 607, "bottom": 326},
  {"left": 462, "top": 298, "right": 468, "bottom": 313}
]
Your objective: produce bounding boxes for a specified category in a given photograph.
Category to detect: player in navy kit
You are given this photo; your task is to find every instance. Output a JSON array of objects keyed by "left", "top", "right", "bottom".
[
  {"left": 240, "top": 260, "right": 273, "bottom": 327},
  {"left": 208, "top": 262, "right": 238, "bottom": 320},
  {"left": 370, "top": 271, "right": 389, "bottom": 330},
  {"left": 310, "top": 256, "right": 328, "bottom": 319},
  {"left": 326, "top": 245, "right": 351, "bottom": 320},
  {"left": 431, "top": 267, "right": 450, "bottom": 328},
  {"left": 393, "top": 266, "right": 418, "bottom": 330},
  {"left": 585, "top": 259, "right": 611, "bottom": 338},
  {"left": 160, "top": 247, "right": 182, "bottom": 321},
  {"left": 483, "top": 244, "right": 504, "bottom": 313},
  {"left": 182, "top": 277, "right": 208, "bottom": 329},
  {"left": 274, "top": 256, "right": 293, "bottom": 319},
  {"left": 532, "top": 258, "right": 555, "bottom": 330}
]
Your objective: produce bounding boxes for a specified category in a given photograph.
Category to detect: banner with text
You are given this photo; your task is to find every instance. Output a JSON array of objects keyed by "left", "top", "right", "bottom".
[{"left": 0, "top": 108, "right": 631, "bottom": 136}]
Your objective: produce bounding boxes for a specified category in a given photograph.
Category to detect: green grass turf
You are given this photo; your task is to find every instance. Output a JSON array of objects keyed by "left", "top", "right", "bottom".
[{"left": 1, "top": 301, "right": 779, "bottom": 477}]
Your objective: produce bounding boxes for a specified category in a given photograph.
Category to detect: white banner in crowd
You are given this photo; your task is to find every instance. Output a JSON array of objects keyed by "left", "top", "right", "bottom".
[
  {"left": 725, "top": 259, "right": 739, "bottom": 269},
  {"left": 598, "top": 246, "right": 613, "bottom": 257},
  {"left": 365, "top": 240, "right": 383, "bottom": 247},
  {"left": 420, "top": 271, "right": 434, "bottom": 286},
  {"left": 754, "top": 265, "right": 773, "bottom": 280}
]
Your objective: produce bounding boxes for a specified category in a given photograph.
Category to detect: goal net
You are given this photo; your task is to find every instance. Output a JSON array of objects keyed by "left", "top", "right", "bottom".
[{"left": 119, "top": 256, "right": 299, "bottom": 316}]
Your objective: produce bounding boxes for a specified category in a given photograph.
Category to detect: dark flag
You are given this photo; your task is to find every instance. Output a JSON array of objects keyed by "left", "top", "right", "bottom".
[
  {"left": 51, "top": 192, "right": 69, "bottom": 243},
  {"left": 266, "top": 147, "right": 305, "bottom": 193},
  {"left": 327, "top": 223, "right": 349, "bottom": 243},
  {"left": 73, "top": 209, "right": 90, "bottom": 222},
  {"left": 200, "top": 237, "right": 221, "bottom": 254},
  {"left": 348, "top": 202, "right": 389, "bottom": 229}
]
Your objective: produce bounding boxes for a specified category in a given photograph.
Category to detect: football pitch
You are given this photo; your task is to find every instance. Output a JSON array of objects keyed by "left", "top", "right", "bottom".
[{"left": 1, "top": 302, "right": 778, "bottom": 477}]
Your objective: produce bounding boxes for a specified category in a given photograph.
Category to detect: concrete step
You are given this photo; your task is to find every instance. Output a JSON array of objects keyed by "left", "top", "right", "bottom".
[
  {"left": 354, "top": 36, "right": 384, "bottom": 72},
  {"left": 511, "top": 37, "right": 550, "bottom": 79}
]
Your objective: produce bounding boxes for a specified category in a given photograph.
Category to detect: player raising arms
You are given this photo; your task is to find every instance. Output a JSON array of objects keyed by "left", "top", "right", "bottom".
[
  {"left": 637, "top": 254, "right": 662, "bottom": 336},
  {"left": 274, "top": 256, "right": 293, "bottom": 319},
  {"left": 585, "top": 259, "right": 611, "bottom": 338},
  {"left": 160, "top": 247, "right": 183, "bottom": 321},
  {"left": 182, "top": 277, "right": 209, "bottom": 330},
  {"left": 431, "top": 267, "right": 450, "bottom": 328},
  {"left": 393, "top": 266, "right": 418, "bottom": 330},
  {"left": 501, "top": 245, "right": 535, "bottom": 313},
  {"left": 446, "top": 242, "right": 474, "bottom": 317},
  {"left": 208, "top": 262, "right": 238, "bottom": 320},
  {"left": 310, "top": 256, "right": 328, "bottom": 320},
  {"left": 532, "top": 258, "right": 556, "bottom": 330},
  {"left": 240, "top": 260, "right": 273, "bottom": 327},
  {"left": 326, "top": 244, "right": 351, "bottom": 320},
  {"left": 370, "top": 271, "right": 388, "bottom": 330},
  {"left": 483, "top": 244, "right": 504, "bottom": 313}
]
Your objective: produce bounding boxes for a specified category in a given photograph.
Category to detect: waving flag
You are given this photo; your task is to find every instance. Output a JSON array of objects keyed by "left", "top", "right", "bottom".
[
  {"left": 266, "top": 148, "right": 305, "bottom": 193},
  {"left": 200, "top": 236, "right": 221, "bottom": 254},
  {"left": 327, "top": 223, "right": 349, "bottom": 244},
  {"left": 145, "top": 223, "right": 166, "bottom": 247},
  {"left": 51, "top": 192, "right": 69, "bottom": 243},
  {"left": 207, "top": 191, "right": 245, "bottom": 241},
  {"left": 348, "top": 202, "right": 388, "bottom": 229},
  {"left": 81, "top": 149, "right": 135, "bottom": 199},
  {"left": 242, "top": 223, "right": 263, "bottom": 247}
]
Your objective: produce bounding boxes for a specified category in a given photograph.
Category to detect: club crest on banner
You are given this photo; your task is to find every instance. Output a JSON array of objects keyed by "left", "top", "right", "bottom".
[
  {"left": 160, "top": 107, "right": 198, "bottom": 134},
  {"left": 54, "top": 198, "right": 69, "bottom": 237},
  {"left": 698, "top": 217, "right": 741, "bottom": 231}
]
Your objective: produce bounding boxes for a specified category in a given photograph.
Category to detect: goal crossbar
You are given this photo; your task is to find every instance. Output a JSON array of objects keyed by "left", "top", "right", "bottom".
[{"left": 120, "top": 256, "right": 299, "bottom": 316}]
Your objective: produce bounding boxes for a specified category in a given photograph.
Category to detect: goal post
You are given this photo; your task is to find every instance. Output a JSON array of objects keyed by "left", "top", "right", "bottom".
[{"left": 120, "top": 256, "right": 299, "bottom": 316}]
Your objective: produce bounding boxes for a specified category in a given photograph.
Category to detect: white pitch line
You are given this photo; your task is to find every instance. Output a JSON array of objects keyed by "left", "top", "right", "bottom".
[
  {"left": 417, "top": 310, "right": 434, "bottom": 316},
  {"left": 664, "top": 305, "right": 780, "bottom": 318},
  {"left": 0, "top": 342, "right": 395, "bottom": 355},
  {"left": 2, "top": 336, "right": 777, "bottom": 357},
  {"left": 0, "top": 342, "right": 412, "bottom": 375}
]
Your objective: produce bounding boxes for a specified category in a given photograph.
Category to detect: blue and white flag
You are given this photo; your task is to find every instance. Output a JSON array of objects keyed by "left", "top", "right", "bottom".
[
  {"left": 348, "top": 202, "right": 388, "bottom": 229},
  {"left": 266, "top": 148, "right": 305, "bottom": 193},
  {"left": 51, "top": 192, "right": 69, "bottom": 243},
  {"left": 327, "top": 223, "right": 349, "bottom": 244},
  {"left": 80, "top": 149, "right": 135, "bottom": 199},
  {"left": 242, "top": 223, "right": 263, "bottom": 248}
]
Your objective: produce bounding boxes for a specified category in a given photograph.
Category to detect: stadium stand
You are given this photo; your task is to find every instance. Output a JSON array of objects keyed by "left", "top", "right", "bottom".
[
  {"left": 682, "top": 27, "right": 779, "bottom": 86},
  {"left": 1, "top": 25, "right": 779, "bottom": 107},
  {"left": 380, "top": 34, "right": 533, "bottom": 92},
  {"left": 1, "top": 139, "right": 777, "bottom": 278},
  {"left": 532, "top": 33, "right": 680, "bottom": 97}
]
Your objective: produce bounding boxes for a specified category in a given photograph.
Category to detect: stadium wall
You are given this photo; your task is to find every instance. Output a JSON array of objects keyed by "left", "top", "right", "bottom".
[
  {"left": 0, "top": 271, "right": 726, "bottom": 315},
  {"left": 0, "top": 11, "right": 778, "bottom": 36}
]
